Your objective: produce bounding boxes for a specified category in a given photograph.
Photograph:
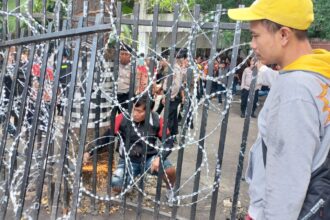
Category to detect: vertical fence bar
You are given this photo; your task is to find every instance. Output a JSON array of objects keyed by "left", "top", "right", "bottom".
[
  {"left": 15, "top": 0, "right": 20, "bottom": 38},
  {"left": 190, "top": 5, "right": 222, "bottom": 220},
  {"left": 121, "top": 3, "right": 140, "bottom": 218},
  {"left": 14, "top": 24, "right": 53, "bottom": 220},
  {"left": 67, "top": 0, "right": 73, "bottom": 29},
  {"left": 90, "top": 1, "right": 106, "bottom": 213},
  {"left": 105, "top": 1, "right": 122, "bottom": 214},
  {"left": 42, "top": 0, "right": 47, "bottom": 32},
  {"left": 230, "top": 65, "right": 257, "bottom": 220},
  {"left": 80, "top": 0, "right": 89, "bottom": 126},
  {"left": 30, "top": 21, "right": 68, "bottom": 220},
  {"left": 0, "top": 36, "right": 24, "bottom": 219},
  {"left": 153, "top": 4, "right": 180, "bottom": 220},
  {"left": 209, "top": 11, "right": 243, "bottom": 220},
  {"left": 50, "top": 17, "right": 84, "bottom": 220},
  {"left": 135, "top": 4, "right": 159, "bottom": 220},
  {"left": 2, "top": 0, "right": 8, "bottom": 41},
  {"left": 69, "top": 14, "right": 104, "bottom": 220},
  {"left": 54, "top": 0, "right": 61, "bottom": 32},
  {"left": 0, "top": 48, "right": 10, "bottom": 171},
  {"left": 171, "top": 4, "right": 200, "bottom": 219},
  {"left": 28, "top": 0, "right": 33, "bottom": 36}
]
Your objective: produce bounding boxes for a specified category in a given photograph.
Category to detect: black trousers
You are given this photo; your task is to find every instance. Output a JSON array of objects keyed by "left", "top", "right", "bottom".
[
  {"left": 116, "top": 92, "right": 129, "bottom": 115},
  {"left": 240, "top": 88, "right": 259, "bottom": 115},
  {"left": 156, "top": 96, "right": 181, "bottom": 136}
]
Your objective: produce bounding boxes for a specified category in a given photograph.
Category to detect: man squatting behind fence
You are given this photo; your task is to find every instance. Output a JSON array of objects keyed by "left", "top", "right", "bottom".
[
  {"left": 228, "top": 0, "right": 330, "bottom": 219},
  {"left": 83, "top": 94, "right": 176, "bottom": 200}
]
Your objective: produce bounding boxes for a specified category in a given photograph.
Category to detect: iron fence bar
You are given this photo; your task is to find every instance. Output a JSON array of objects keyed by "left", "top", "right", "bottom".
[
  {"left": 189, "top": 5, "right": 222, "bottom": 220},
  {"left": 90, "top": 2, "right": 105, "bottom": 212},
  {"left": 28, "top": 0, "right": 33, "bottom": 36},
  {"left": 54, "top": 0, "right": 61, "bottom": 32},
  {"left": 42, "top": 0, "right": 47, "bottom": 32},
  {"left": 0, "top": 23, "right": 112, "bottom": 48},
  {"left": 50, "top": 17, "right": 84, "bottom": 220},
  {"left": 15, "top": 24, "right": 53, "bottom": 220},
  {"left": 135, "top": 4, "right": 159, "bottom": 220},
  {"left": 67, "top": 0, "right": 73, "bottom": 29},
  {"left": 154, "top": 4, "right": 180, "bottom": 219},
  {"left": 0, "top": 39, "right": 23, "bottom": 219},
  {"left": 15, "top": 0, "right": 20, "bottom": 38},
  {"left": 1, "top": 0, "right": 8, "bottom": 41},
  {"left": 91, "top": 108, "right": 99, "bottom": 215},
  {"left": 30, "top": 21, "right": 68, "bottom": 220},
  {"left": 171, "top": 4, "right": 200, "bottom": 219},
  {"left": 0, "top": 48, "right": 10, "bottom": 170},
  {"left": 230, "top": 63, "right": 257, "bottom": 220},
  {"left": 209, "top": 18, "right": 243, "bottom": 220},
  {"left": 69, "top": 13, "right": 104, "bottom": 220},
  {"left": 119, "top": 19, "right": 249, "bottom": 30},
  {"left": 79, "top": 1, "right": 89, "bottom": 176},
  {"left": 105, "top": 1, "right": 122, "bottom": 214},
  {"left": 121, "top": 3, "right": 140, "bottom": 219},
  {"left": 47, "top": 137, "right": 55, "bottom": 212}
]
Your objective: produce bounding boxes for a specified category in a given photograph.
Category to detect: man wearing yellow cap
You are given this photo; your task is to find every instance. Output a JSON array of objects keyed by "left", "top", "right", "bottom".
[{"left": 228, "top": 0, "right": 330, "bottom": 219}]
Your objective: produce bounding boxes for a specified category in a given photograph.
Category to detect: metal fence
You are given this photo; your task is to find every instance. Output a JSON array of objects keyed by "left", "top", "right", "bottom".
[{"left": 0, "top": 1, "right": 259, "bottom": 220}]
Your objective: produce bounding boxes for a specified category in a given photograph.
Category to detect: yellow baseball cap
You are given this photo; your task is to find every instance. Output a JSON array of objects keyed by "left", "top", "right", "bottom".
[{"left": 228, "top": 0, "right": 314, "bottom": 30}]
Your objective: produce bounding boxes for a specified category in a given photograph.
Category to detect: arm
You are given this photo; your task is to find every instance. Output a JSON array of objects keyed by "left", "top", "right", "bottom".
[
  {"left": 263, "top": 99, "right": 319, "bottom": 219},
  {"left": 83, "top": 114, "right": 123, "bottom": 164}
]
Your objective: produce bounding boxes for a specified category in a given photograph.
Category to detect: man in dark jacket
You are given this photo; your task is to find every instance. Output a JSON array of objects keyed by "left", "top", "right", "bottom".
[{"left": 83, "top": 95, "right": 176, "bottom": 200}]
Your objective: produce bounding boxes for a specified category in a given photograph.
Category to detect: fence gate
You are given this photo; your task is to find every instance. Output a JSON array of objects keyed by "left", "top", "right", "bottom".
[{"left": 0, "top": 1, "right": 259, "bottom": 220}]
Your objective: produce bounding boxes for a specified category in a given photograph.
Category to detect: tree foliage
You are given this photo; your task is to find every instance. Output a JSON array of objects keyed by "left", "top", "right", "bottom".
[{"left": 309, "top": 0, "right": 330, "bottom": 39}]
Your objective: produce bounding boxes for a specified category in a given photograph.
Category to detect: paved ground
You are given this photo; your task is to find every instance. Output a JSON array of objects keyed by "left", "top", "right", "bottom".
[{"left": 4, "top": 94, "right": 264, "bottom": 220}]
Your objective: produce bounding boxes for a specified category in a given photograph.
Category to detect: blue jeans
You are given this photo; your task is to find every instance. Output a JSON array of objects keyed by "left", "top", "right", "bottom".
[{"left": 112, "top": 156, "right": 173, "bottom": 188}]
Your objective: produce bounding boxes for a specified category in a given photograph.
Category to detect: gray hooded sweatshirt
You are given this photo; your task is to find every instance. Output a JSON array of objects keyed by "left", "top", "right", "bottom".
[{"left": 246, "top": 50, "right": 330, "bottom": 220}]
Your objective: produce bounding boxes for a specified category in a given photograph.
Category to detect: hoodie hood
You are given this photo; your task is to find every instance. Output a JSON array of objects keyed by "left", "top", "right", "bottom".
[{"left": 283, "top": 49, "right": 330, "bottom": 79}]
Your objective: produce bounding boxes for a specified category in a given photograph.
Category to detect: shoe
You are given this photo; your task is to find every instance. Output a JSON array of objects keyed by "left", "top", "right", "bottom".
[
  {"left": 240, "top": 113, "right": 245, "bottom": 118},
  {"left": 7, "top": 123, "right": 16, "bottom": 137},
  {"left": 173, "top": 136, "right": 178, "bottom": 144},
  {"left": 251, "top": 113, "right": 257, "bottom": 118},
  {"left": 190, "top": 123, "right": 194, "bottom": 130},
  {"left": 166, "top": 189, "right": 175, "bottom": 206}
]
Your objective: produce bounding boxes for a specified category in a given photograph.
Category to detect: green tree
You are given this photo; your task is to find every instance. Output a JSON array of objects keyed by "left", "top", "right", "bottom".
[{"left": 309, "top": 0, "right": 330, "bottom": 39}]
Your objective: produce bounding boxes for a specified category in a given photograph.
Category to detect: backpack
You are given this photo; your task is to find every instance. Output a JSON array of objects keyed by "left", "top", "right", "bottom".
[{"left": 262, "top": 140, "right": 330, "bottom": 220}]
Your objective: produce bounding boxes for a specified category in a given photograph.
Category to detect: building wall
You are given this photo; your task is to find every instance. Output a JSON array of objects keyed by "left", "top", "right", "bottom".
[{"left": 311, "top": 39, "right": 330, "bottom": 51}]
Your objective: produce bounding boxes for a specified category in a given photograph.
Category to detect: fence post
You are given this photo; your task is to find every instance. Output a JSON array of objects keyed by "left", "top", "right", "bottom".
[
  {"left": 50, "top": 17, "right": 84, "bottom": 220},
  {"left": 171, "top": 4, "right": 201, "bottom": 219},
  {"left": 153, "top": 4, "right": 180, "bottom": 220},
  {"left": 69, "top": 13, "right": 104, "bottom": 220},
  {"left": 135, "top": 4, "right": 159, "bottom": 220},
  {"left": 190, "top": 5, "right": 222, "bottom": 220},
  {"left": 209, "top": 8, "right": 243, "bottom": 220}
]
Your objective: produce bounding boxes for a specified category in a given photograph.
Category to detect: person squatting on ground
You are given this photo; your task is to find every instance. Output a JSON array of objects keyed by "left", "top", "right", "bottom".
[
  {"left": 229, "top": 0, "right": 330, "bottom": 219},
  {"left": 83, "top": 94, "right": 176, "bottom": 200}
]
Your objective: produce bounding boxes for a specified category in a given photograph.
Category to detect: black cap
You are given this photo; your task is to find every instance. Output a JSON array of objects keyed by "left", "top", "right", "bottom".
[
  {"left": 176, "top": 48, "right": 188, "bottom": 59},
  {"left": 120, "top": 43, "right": 132, "bottom": 53}
]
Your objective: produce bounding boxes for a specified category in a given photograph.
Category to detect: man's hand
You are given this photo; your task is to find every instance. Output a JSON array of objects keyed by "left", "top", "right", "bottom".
[
  {"left": 83, "top": 152, "right": 90, "bottom": 165},
  {"left": 150, "top": 156, "right": 160, "bottom": 173}
]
